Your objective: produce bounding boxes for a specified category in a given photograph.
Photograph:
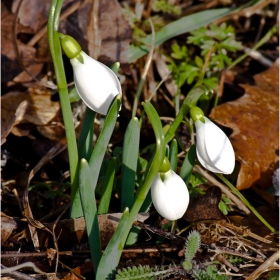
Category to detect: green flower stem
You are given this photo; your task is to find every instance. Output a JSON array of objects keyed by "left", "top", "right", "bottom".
[
  {"left": 229, "top": 25, "right": 277, "bottom": 70},
  {"left": 215, "top": 173, "right": 277, "bottom": 234},
  {"left": 131, "top": 19, "right": 155, "bottom": 118},
  {"left": 164, "top": 85, "right": 213, "bottom": 144},
  {"left": 48, "top": 0, "right": 82, "bottom": 217},
  {"left": 121, "top": 101, "right": 165, "bottom": 246}
]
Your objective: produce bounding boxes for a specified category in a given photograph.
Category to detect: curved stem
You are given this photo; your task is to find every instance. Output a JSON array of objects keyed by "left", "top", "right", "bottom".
[
  {"left": 215, "top": 173, "right": 277, "bottom": 234},
  {"left": 48, "top": 0, "right": 82, "bottom": 217},
  {"left": 121, "top": 101, "right": 165, "bottom": 245},
  {"left": 164, "top": 85, "right": 213, "bottom": 145}
]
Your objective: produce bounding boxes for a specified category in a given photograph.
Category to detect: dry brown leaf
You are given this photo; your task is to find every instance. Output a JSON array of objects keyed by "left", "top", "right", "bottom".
[
  {"left": 209, "top": 62, "right": 279, "bottom": 190},
  {"left": 1, "top": 216, "right": 17, "bottom": 245},
  {"left": 1, "top": 100, "right": 28, "bottom": 145},
  {"left": 184, "top": 186, "right": 226, "bottom": 223},
  {"left": 37, "top": 213, "right": 149, "bottom": 250},
  {"left": 1, "top": 86, "right": 63, "bottom": 140},
  {"left": 1, "top": 2, "right": 45, "bottom": 83},
  {"left": 12, "top": 0, "right": 75, "bottom": 33},
  {"left": 88, "top": 0, "right": 132, "bottom": 66}
]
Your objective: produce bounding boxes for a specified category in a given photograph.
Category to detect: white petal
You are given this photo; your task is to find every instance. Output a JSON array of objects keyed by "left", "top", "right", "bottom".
[
  {"left": 195, "top": 119, "right": 223, "bottom": 173},
  {"left": 203, "top": 117, "right": 235, "bottom": 174},
  {"left": 70, "top": 52, "right": 122, "bottom": 115},
  {"left": 151, "top": 170, "right": 189, "bottom": 220}
]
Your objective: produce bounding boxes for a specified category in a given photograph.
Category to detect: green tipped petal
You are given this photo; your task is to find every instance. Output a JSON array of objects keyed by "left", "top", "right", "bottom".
[
  {"left": 60, "top": 34, "right": 82, "bottom": 59},
  {"left": 159, "top": 156, "right": 171, "bottom": 173},
  {"left": 190, "top": 106, "right": 205, "bottom": 123}
]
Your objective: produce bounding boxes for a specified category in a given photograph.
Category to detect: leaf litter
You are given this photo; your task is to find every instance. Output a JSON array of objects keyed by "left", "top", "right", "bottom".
[{"left": 1, "top": 0, "right": 279, "bottom": 279}]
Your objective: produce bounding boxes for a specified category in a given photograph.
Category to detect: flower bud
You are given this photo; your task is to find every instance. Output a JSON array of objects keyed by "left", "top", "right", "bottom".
[
  {"left": 151, "top": 157, "right": 189, "bottom": 220},
  {"left": 60, "top": 34, "right": 122, "bottom": 115},
  {"left": 190, "top": 107, "right": 235, "bottom": 174}
]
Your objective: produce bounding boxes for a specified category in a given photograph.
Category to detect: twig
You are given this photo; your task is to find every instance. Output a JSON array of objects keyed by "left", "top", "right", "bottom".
[
  {"left": 1, "top": 262, "right": 45, "bottom": 275},
  {"left": 52, "top": 205, "right": 70, "bottom": 275},
  {"left": 22, "top": 139, "right": 68, "bottom": 251},
  {"left": 216, "top": 254, "right": 239, "bottom": 272},
  {"left": 215, "top": 0, "right": 274, "bottom": 25},
  {"left": 58, "top": 260, "right": 86, "bottom": 280},
  {"left": 193, "top": 165, "right": 250, "bottom": 214},
  {"left": 1, "top": 246, "right": 180, "bottom": 259},
  {"left": 246, "top": 250, "right": 279, "bottom": 280},
  {"left": 27, "top": 0, "right": 87, "bottom": 47},
  {"left": 209, "top": 244, "right": 265, "bottom": 263}
]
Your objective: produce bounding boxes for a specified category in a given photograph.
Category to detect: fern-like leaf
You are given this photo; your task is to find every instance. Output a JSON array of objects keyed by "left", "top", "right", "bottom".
[{"left": 116, "top": 264, "right": 182, "bottom": 280}]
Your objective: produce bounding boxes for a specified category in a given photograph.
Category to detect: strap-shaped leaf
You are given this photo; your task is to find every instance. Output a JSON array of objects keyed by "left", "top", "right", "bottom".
[
  {"left": 88, "top": 94, "right": 122, "bottom": 191},
  {"left": 98, "top": 157, "right": 116, "bottom": 214},
  {"left": 121, "top": 117, "right": 140, "bottom": 211},
  {"left": 129, "top": 9, "right": 234, "bottom": 62},
  {"left": 79, "top": 158, "right": 102, "bottom": 273},
  {"left": 121, "top": 101, "right": 165, "bottom": 246},
  {"left": 96, "top": 208, "right": 129, "bottom": 280},
  {"left": 169, "top": 139, "right": 178, "bottom": 171},
  {"left": 128, "top": 1, "right": 263, "bottom": 62},
  {"left": 180, "top": 144, "right": 196, "bottom": 185},
  {"left": 77, "top": 108, "right": 96, "bottom": 161}
]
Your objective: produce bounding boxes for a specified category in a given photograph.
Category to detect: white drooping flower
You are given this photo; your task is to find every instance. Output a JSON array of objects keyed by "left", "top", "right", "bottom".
[
  {"left": 70, "top": 52, "right": 122, "bottom": 115},
  {"left": 190, "top": 106, "right": 235, "bottom": 174},
  {"left": 151, "top": 158, "right": 190, "bottom": 221},
  {"left": 60, "top": 34, "right": 122, "bottom": 115}
]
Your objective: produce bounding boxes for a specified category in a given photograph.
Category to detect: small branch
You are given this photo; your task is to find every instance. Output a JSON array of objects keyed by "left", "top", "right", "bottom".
[
  {"left": 1, "top": 263, "right": 45, "bottom": 275},
  {"left": 245, "top": 250, "right": 279, "bottom": 280},
  {"left": 193, "top": 165, "right": 250, "bottom": 214}
]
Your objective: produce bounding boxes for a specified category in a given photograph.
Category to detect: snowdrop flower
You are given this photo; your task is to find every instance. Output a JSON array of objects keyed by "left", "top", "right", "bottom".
[
  {"left": 60, "top": 34, "right": 122, "bottom": 115},
  {"left": 151, "top": 157, "right": 189, "bottom": 220},
  {"left": 190, "top": 106, "right": 235, "bottom": 174}
]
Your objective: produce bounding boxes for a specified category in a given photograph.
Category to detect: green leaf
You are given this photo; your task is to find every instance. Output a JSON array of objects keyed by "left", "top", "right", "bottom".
[
  {"left": 88, "top": 94, "right": 122, "bottom": 192},
  {"left": 121, "top": 101, "right": 165, "bottom": 246},
  {"left": 180, "top": 144, "right": 196, "bottom": 185},
  {"left": 110, "top": 62, "right": 121, "bottom": 74},
  {"left": 169, "top": 139, "right": 178, "bottom": 171},
  {"left": 77, "top": 108, "right": 96, "bottom": 161},
  {"left": 96, "top": 208, "right": 130, "bottom": 280},
  {"left": 68, "top": 87, "right": 80, "bottom": 103},
  {"left": 195, "top": 56, "right": 204, "bottom": 68},
  {"left": 164, "top": 85, "right": 213, "bottom": 144},
  {"left": 79, "top": 158, "right": 102, "bottom": 272},
  {"left": 98, "top": 158, "right": 116, "bottom": 214},
  {"left": 128, "top": 8, "right": 236, "bottom": 62},
  {"left": 121, "top": 117, "right": 140, "bottom": 211}
]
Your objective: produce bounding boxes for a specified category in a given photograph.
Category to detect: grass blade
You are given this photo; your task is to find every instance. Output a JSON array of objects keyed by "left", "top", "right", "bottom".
[
  {"left": 96, "top": 208, "right": 130, "bottom": 280},
  {"left": 98, "top": 157, "right": 116, "bottom": 214},
  {"left": 121, "top": 117, "right": 140, "bottom": 211},
  {"left": 129, "top": 8, "right": 234, "bottom": 62},
  {"left": 180, "top": 144, "right": 196, "bottom": 185},
  {"left": 79, "top": 158, "right": 102, "bottom": 273},
  {"left": 169, "top": 139, "right": 178, "bottom": 171},
  {"left": 77, "top": 108, "right": 96, "bottom": 161},
  {"left": 88, "top": 94, "right": 122, "bottom": 191}
]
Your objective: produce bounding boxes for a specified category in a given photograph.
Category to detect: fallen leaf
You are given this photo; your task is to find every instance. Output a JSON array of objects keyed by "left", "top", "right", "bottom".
[
  {"left": 12, "top": 0, "right": 75, "bottom": 33},
  {"left": 87, "top": 0, "right": 132, "bottom": 66},
  {"left": 1, "top": 2, "right": 41, "bottom": 83},
  {"left": 37, "top": 213, "right": 149, "bottom": 250},
  {"left": 210, "top": 62, "right": 279, "bottom": 190},
  {"left": 62, "top": 260, "right": 94, "bottom": 280},
  {"left": 1, "top": 216, "right": 17, "bottom": 245},
  {"left": 1, "top": 100, "right": 28, "bottom": 145},
  {"left": 229, "top": 205, "right": 279, "bottom": 238},
  {"left": 183, "top": 186, "right": 226, "bottom": 223},
  {"left": 1, "top": 86, "right": 63, "bottom": 140}
]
